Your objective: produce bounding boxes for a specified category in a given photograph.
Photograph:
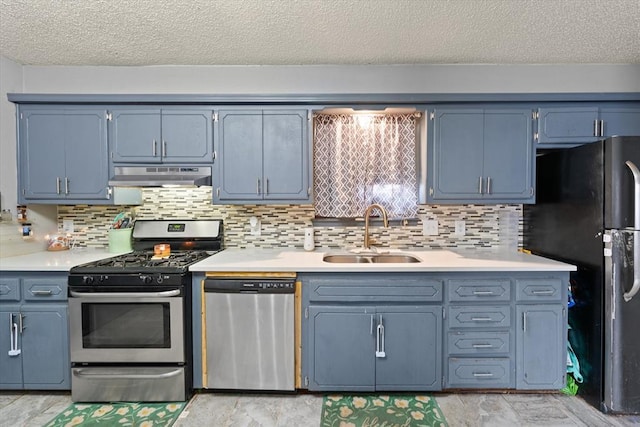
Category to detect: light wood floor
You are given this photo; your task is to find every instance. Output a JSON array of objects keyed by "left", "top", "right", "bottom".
[{"left": 1, "top": 390, "right": 639, "bottom": 426}]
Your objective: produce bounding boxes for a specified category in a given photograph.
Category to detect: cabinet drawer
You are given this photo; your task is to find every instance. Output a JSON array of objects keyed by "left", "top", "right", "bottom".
[
  {"left": 447, "top": 331, "right": 510, "bottom": 355},
  {"left": 448, "top": 279, "right": 511, "bottom": 302},
  {"left": 0, "top": 278, "right": 20, "bottom": 301},
  {"left": 516, "top": 278, "right": 563, "bottom": 302},
  {"left": 449, "top": 306, "right": 511, "bottom": 329},
  {"left": 447, "top": 358, "right": 512, "bottom": 388},
  {"left": 305, "top": 276, "right": 443, "bottom": 303},
  {"left": 22, "top": 278, "right": 67, "bottom": 301}
]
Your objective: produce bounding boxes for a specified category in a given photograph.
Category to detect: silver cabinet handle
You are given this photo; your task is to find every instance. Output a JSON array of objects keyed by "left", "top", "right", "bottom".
[
  {"left": 375, "top": 314, "right": 386, "bottom": 358},
  {"left": 478, "top": 176, "right": 483, "bottom": 194},
  {"left": 523, "top": 312, "right": 527, "bottom": 332},
  {"left": 624, "top": 160, "right": 640, "bottom": 302},
  {"left": 64, "top": 177, "right": 69, "bottom": 195},
  {"left": 256, "top": 178, "right": 261, "bottom": 195},
  {"left": 599, "top": 120, "right": 604, "bottom": 137},
  {"left": 70, "top": 289, "right": 180, "bottom": 298},
  {"left": 152, "top": 139, "right": 157, "bottom": 157},
  {"left": 532, "top": 290, "right": 554, "bottom": 295},
  {"left": 594, "top": 119, "right": 599, "bottom": 137},
  {"left": 8, "top": 313, "right": 21, "bottom": 356},
  {"left": 73, "top": 368, "right": 182, "bottom": 380},
  {"left": 56, "top": 177, "right": 61, "bottom": 194},
  {"left": 19, "top": 313, "right": 24, "bottom": 333},
  {"left": 487, "top": 176, "right": 492, "bottom": 194},
  {"left": 473, "top": 291, "right": 494, "bottom": 296},
  {"left": 471, "top": 317, "right": 493, "bottom": 321},
  {"left": 473, "top": 372, "right": 494, "bottom": 377},
  {"left": 162, "top": 140, "right": 167, "bottom": 157},
  {"left": 472, "top": 343, "right": 494, "bottom": 348},
  {"left": 31, "top": 289, "right": 53, "bottom": 296},
  {"left": 266, "top": 179, "right": 269, "bottom": 195},
  {"left": 370, "top": 314, "right": 374, "bottom": 335}
]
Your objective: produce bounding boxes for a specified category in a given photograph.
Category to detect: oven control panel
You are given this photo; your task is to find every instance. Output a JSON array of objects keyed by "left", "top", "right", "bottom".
[{"left": 69, "top": 273, "right": 186, "bottom": 287}]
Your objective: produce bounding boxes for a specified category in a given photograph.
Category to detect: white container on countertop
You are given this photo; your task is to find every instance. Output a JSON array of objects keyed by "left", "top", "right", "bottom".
[{"left": 303, "top": 227, "right": 315, "bottom": 251}]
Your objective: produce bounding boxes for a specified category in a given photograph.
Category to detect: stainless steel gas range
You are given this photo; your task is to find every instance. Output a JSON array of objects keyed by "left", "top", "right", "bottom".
[{"left": 67, "top": 219, "right": 222, "bottom": 402}]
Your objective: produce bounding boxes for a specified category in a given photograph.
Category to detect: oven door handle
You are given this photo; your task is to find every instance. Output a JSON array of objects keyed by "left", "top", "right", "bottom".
[
  {"left": 69, "top": 289, "right": 181, "bottom": 298},
  {"left": 73, "top": 368, "right": 183, "bottom": 380}
]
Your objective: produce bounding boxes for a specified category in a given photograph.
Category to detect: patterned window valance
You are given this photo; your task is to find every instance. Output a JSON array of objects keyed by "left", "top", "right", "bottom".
[{"left": 314, "top": 113, "right": 418, "bottom": 218}]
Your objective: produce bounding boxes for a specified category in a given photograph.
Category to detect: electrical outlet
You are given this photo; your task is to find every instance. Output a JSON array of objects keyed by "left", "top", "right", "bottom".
[
  {"left": 454, "top": 220, "right": 466, "bottom": 236},
  {"left": 422, "top": 219, "right": 438, "bottom": 236},
  {"left": 62, "top": 220, "right": 74, "bottom": 233}
]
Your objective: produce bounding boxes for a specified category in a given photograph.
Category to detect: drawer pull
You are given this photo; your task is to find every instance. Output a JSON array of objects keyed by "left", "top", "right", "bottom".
[
  {"left": 471, "top": 317, "right": 493, "bottom": 321},
  {"left": 472, "top": 291, "right": 495, "bottom": 295},
  {"left": 31, "top": 290, "right": 53, "bottom": 295},
  {"left": 472, "top": 343, "right": 493, "bottom": 348},
  {"left": 473, "top": 372, "right": 494, "bottom": 378},
  {"left": 532, "top": 290, "right": 554, "bottom": 295}
]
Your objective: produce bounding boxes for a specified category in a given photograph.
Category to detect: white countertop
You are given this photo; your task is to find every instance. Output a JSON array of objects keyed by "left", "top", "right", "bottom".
[
  {"left": 189, "top": 248, "right": 576, "bottom": 273},
  {"left": 0, "top": 248, "right": 123, "bottom": 272}
]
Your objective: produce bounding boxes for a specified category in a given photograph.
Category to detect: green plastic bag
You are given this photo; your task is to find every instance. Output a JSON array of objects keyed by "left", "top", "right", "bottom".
[{"left": 561, "top": 374, "right": 579, "bottom": 395}]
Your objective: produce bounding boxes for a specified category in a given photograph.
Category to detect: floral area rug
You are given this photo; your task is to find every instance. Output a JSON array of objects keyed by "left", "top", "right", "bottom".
[
  {"left": 321, "top": 395, "right": 448, "bottom": 427},
  {"left": 44, "top": 401, "right": 186, "bottom": 427}
]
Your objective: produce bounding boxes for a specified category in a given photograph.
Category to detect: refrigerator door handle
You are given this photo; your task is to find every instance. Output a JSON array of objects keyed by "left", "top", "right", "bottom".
[{"left": 623, "top": 160, "right": 640, "bottom": 302}]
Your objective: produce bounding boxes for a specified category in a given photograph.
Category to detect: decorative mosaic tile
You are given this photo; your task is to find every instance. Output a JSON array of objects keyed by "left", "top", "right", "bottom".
[{"left": 57, "top": 188, "right": 522, "bottom": 251}]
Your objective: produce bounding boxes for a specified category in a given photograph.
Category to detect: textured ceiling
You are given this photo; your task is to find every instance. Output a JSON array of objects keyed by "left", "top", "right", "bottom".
[{"left": 1, "top": 0, "right": 639, "bottom": 66}]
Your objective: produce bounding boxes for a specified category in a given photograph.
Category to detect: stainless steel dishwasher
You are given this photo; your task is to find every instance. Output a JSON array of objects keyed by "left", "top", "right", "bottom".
[{"left": 203, "top": 277, "right": 295, "bottom": 391}]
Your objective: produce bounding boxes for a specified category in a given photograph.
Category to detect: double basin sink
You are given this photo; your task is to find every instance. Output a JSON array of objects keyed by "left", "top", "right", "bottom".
[{"left": 323, "top": 253, "right": 421, "bottom": 264}]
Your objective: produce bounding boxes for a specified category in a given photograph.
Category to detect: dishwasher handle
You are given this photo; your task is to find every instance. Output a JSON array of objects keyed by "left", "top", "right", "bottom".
[{"left": 204, "top": 278, "right": 295, "bottom": 293}]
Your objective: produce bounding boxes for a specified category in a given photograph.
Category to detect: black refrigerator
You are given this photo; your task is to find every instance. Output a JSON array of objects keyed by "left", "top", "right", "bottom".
[{"left": 524, "top": 136, "right": 640, "bottom": 414}]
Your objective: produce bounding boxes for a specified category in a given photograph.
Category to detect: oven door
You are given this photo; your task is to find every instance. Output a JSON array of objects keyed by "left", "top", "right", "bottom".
[{"left": 68, "top": 289, "right": 184, "bottom": 363}]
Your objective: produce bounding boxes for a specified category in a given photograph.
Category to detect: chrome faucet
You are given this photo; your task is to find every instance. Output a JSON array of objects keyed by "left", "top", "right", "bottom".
[{"left": 363, "top": 204, "right": 389, "bottom": 250}]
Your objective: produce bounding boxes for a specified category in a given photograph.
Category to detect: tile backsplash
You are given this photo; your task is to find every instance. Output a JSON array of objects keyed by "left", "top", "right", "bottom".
[{"left": 58, "top": 187, "right": 522, "bottom": 251}]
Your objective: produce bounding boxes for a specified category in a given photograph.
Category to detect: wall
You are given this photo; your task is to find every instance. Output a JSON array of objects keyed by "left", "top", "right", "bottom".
[
  {"left": 2, "top": 61, "right": 639, "bottom": 254},
  {"left": 0, "top": 56, "right": 22, "bottom": 213},
  {"left": 57, "top": 187, "right": 522, "bottom": 251},
  {"left": 19, "top": 64, "right": 640, "bottom": 94}
]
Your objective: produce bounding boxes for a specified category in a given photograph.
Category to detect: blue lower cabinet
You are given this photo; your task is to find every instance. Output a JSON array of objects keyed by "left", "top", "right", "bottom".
[
  {"left": 306, "top": 305, "right": 442, "bottom": 391},
  {"left": 0, "top": 273, "right": 70, "bottom": 390}
]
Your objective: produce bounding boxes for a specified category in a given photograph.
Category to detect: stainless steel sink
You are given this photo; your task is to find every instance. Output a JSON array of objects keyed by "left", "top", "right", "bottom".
[{"left": 322, "top": 254, "right": 421, "bottom": 263}]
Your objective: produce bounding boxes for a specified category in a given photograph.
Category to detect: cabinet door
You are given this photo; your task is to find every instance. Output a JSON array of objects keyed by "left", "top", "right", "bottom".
[
  {"left": 483, "top": 109, "right": 534, "bottom": 201},
  {"left": 21, "top": 109, "right": 67, "bottom": 200},
  {"left": 0, "top": 308, "right": 23, "bottom": 388},
  {"left": 307, "top": 306, "right": 375, "bottom": 391},
  {"left": 263, "top": 110, "right": 309, "bottom": 200},
  {"left": 537, "top": 107, "right": 600, "bottom": 145},
  {"left": 375, "top": 306, "right": 442, "bottom": 391},
  {"left": 64, "top": 109, "right": 109, "bottom": 200},
  {"left": 161, "top": 109, "right": 213, "bottom": 162},
  {"left": 214, "top": 110, "right": 263, "bottom": 201},
  {"left": 516, "top": 304, "right": 565, "bottom": 389},
  {"left": 429, "top": 109, "right": 484, "bottom": 200},
  {"left": 110, "top": 109, "right": 162, "bottom": 163},
  {"left": 600, "top": 107, "right": 640, "bottom": 137},
  {"left": 21, "top": 304, "right": 70, "bottom": 389}
]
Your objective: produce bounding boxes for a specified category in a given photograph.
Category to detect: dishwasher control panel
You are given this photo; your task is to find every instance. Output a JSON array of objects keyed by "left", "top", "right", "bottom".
[{"left": 204, "top": 278, "right": 295, "bottom": 293}]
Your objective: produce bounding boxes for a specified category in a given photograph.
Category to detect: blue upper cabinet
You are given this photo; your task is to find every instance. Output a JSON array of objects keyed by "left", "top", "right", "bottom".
[
  {"left": 109, "top": 108, "right": 214, "bottom": 163},
  {"left": 536, "top": 103, "right": 640, "bottom": 147},
  {"left": 213, "top": 109, "right": 311, "bottom": 204},
  {"left": 427, "top": 106, "right": 535, "bottom": 204},
  {"left": 19, "top": 106, "right": 110, "bottom": 204}
]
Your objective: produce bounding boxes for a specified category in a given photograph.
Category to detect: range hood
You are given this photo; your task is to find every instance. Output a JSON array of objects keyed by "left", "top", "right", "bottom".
[{"left": 108, "top": 166, "right": 212, "bottom": 187}]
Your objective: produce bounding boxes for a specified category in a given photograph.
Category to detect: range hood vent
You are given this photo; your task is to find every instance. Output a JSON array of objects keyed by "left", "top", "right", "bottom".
[{"left": 108, "top": 166, "right": 212, "bottom": 187}]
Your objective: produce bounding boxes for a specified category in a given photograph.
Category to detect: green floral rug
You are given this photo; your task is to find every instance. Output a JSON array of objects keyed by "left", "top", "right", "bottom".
[
  {"left": 321, "top": 395, "right": 448, "bottom": 427},
  {"left": 44, "top": 401, "right": 186, "bottom": 427}
]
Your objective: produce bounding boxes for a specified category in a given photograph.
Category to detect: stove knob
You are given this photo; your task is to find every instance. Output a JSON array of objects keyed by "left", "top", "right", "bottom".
[
  {"left": 156, "top": 275, "right": 164, "bottom": 284},
  {"left": 141, "top": 275, "right": 153, "bottom": 284},
  {"left": 83, "top": 276, "right": 94, "bottom": 285}
]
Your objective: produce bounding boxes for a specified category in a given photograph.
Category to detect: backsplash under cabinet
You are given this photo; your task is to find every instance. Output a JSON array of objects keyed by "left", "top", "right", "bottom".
[{"left": 57, "top": 187, "right": 522, "bottom": 251}]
